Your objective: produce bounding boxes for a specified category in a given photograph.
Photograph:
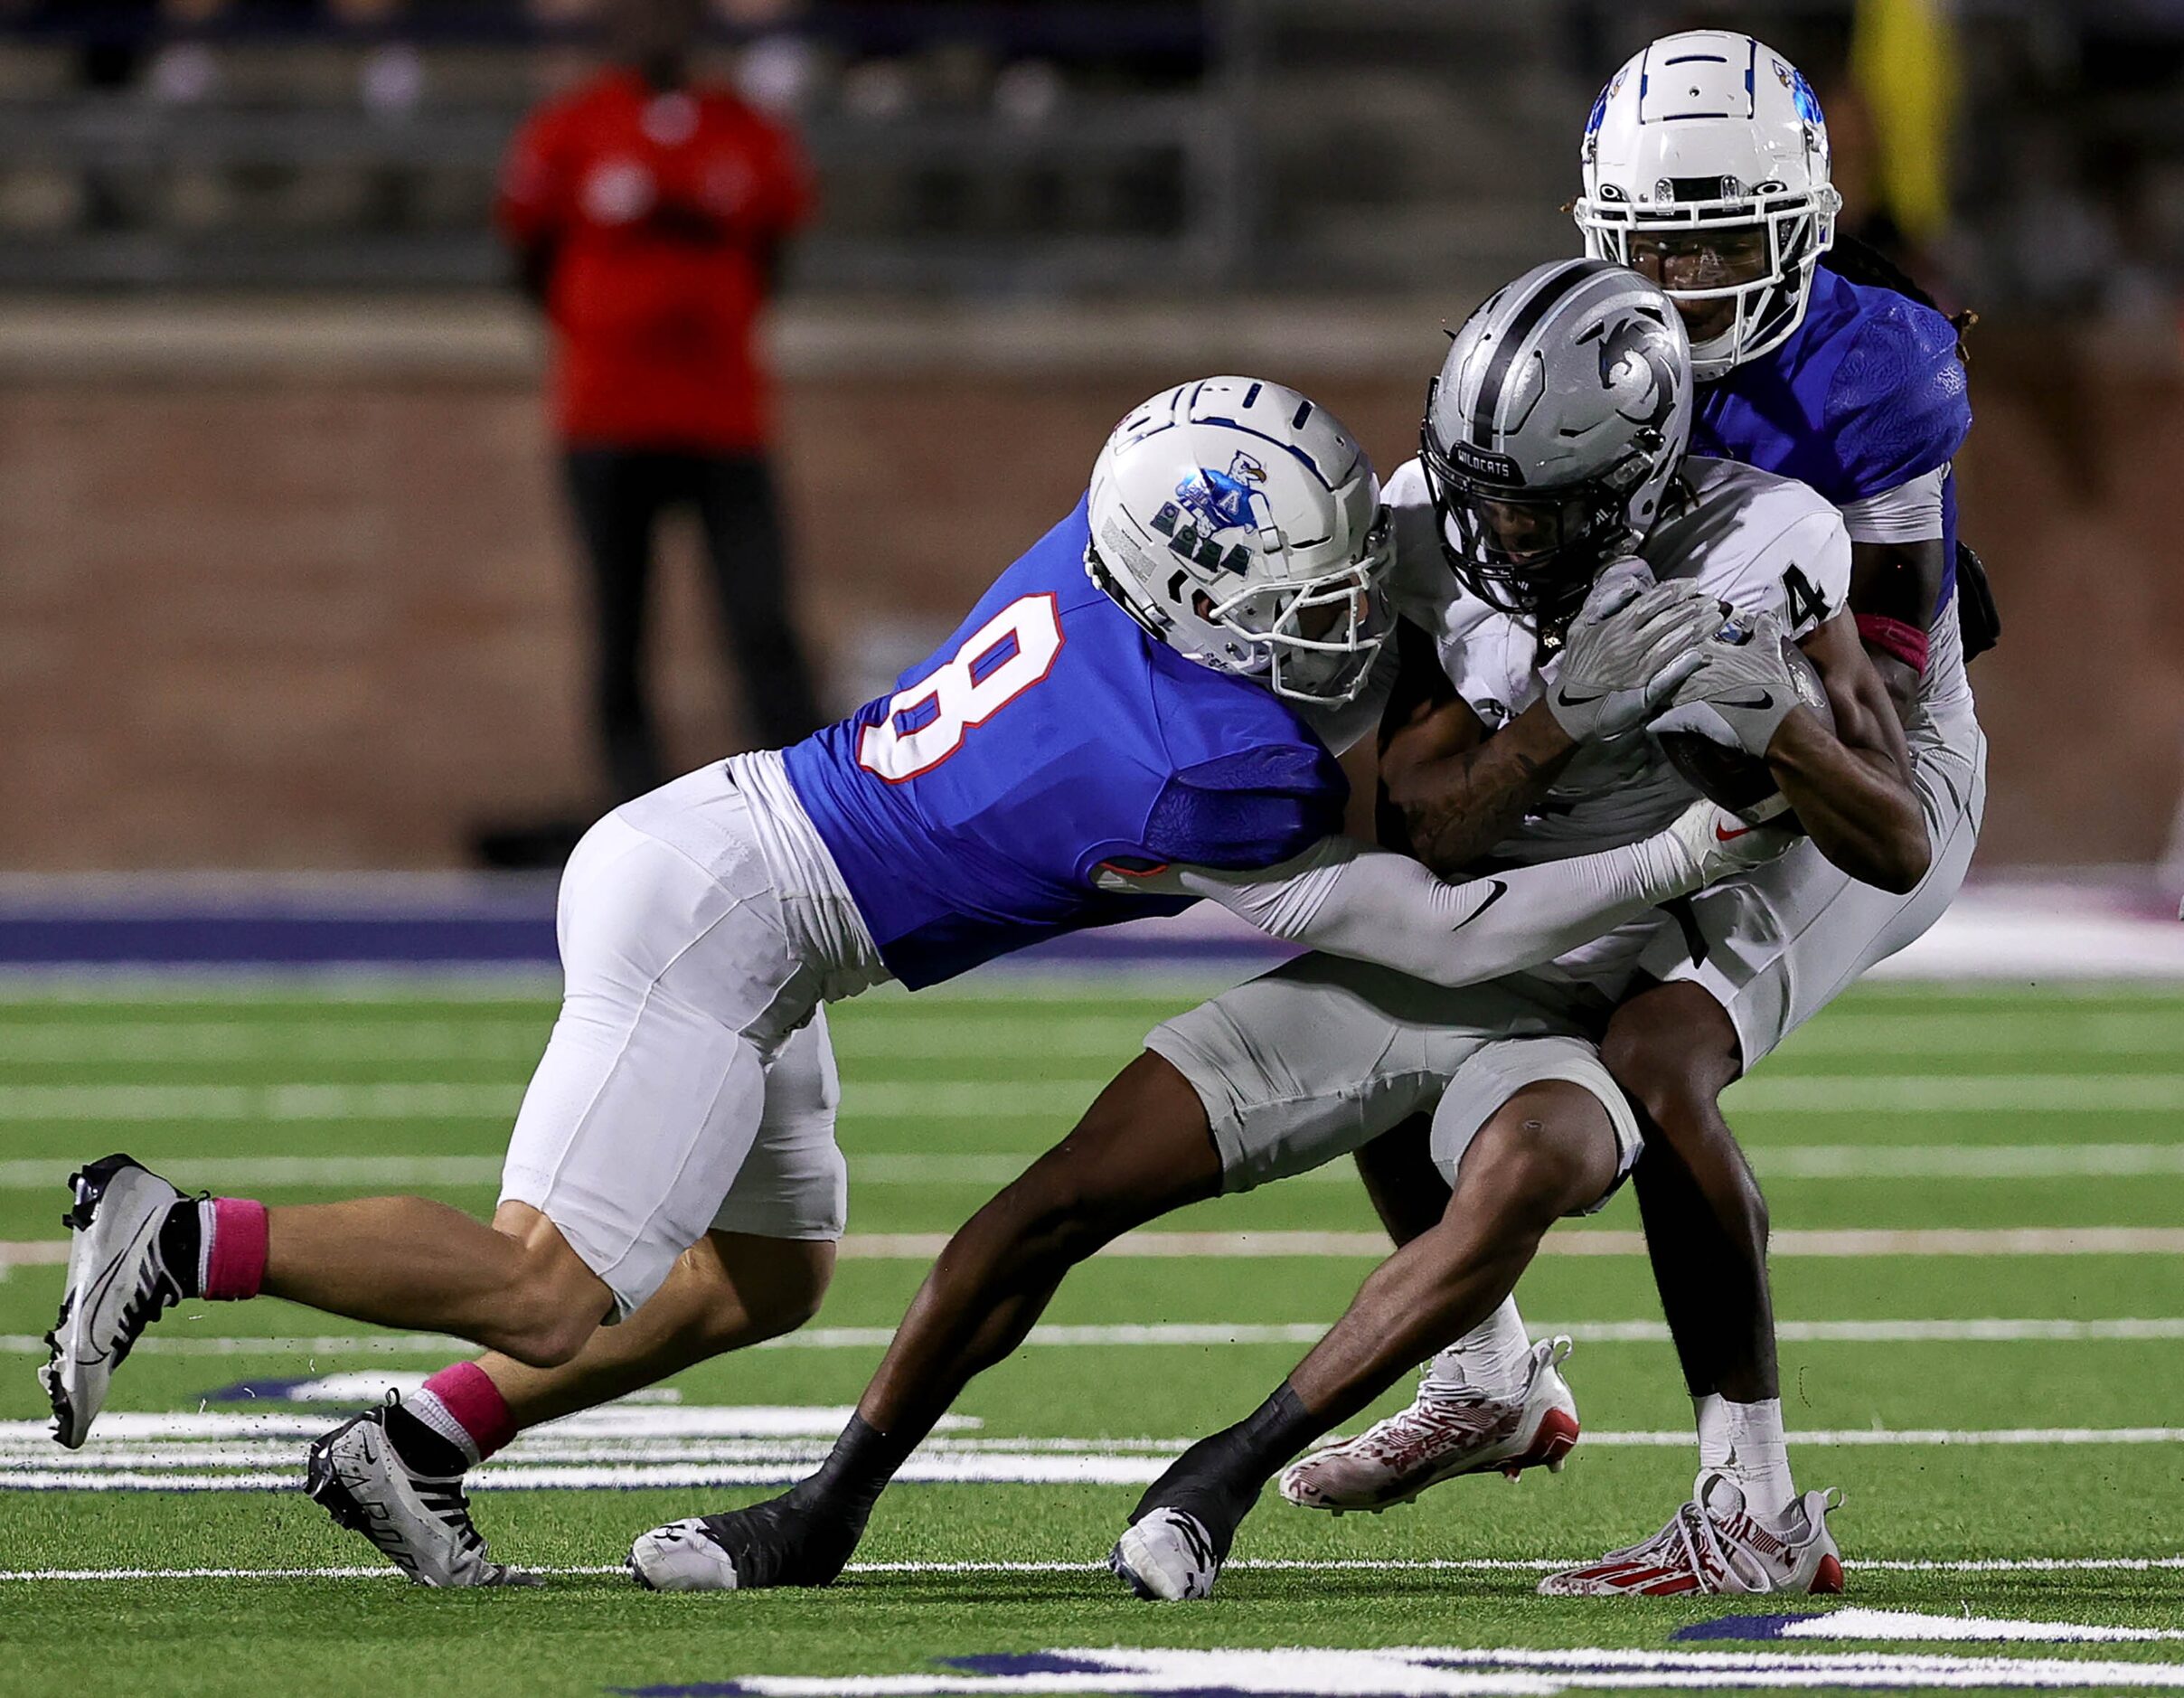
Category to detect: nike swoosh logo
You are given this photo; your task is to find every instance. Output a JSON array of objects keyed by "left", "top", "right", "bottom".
[
  {"left": 1555, "top": 688, "right": 1605, "bottom": 707},
  {"left": 1718, "top": 691, "right": 1775, "bottom": 710},
  {"left": 1450, "top": 879, "right": 1510, "bottom": 930},
  {"left": 1715, "top": 822, "right": 1755, "bottom": 843}
]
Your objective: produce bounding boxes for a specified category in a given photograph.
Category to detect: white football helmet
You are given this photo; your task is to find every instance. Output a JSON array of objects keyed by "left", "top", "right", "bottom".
[
  {"left": 1575, "top": 30, "right": 1841, "bottom": 379},
  {"left": 1086, "top": 377, "right": 1393, "bottom": 706},
  {"left": 1422, "top": 259, "right": 1693, "bottom": 634}
]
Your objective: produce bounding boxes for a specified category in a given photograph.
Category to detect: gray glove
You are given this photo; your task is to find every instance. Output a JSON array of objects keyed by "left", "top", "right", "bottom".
[
  {"left": 1649, "top": 608, "right": 1800, "bottom": 758},
  {"left": 1545, "top": 559, "right": 1725, "bottom": 744}
]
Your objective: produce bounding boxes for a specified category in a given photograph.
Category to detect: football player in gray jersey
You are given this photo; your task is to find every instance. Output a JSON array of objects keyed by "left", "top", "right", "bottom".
[{"left": 618, "top": 261, "right": 1919, "bottom": 1602}]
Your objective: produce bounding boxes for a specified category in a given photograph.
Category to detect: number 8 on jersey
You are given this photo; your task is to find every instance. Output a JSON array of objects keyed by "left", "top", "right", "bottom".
[{"left": 857, "top": 594, "right": 1067, "bottom": 783}]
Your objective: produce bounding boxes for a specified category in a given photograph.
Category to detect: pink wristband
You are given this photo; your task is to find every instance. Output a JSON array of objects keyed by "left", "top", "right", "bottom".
[{"left": 1855, "top": 613, "right": 1929, "bottom": 674}]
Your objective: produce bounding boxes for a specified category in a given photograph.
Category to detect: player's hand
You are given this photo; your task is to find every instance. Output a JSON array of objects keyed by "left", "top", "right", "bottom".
[
  {"left": 1546, "top": 560, "right": 1724, "bottom": 745},
  {"left": 1665, "top": 798, "right": 1799, "bottom": 886},
  {"left": 1649, "top": 609, "right": 1799, "bottom": 758}
]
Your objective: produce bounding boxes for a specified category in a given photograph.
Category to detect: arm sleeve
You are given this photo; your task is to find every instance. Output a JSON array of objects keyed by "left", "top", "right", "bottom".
[
  {"left": 1096, "top": 833, "right": 1702, "bottom": 989},
  {"left": 1835, "top": 466, "right": 1948, "bottom": 544}
]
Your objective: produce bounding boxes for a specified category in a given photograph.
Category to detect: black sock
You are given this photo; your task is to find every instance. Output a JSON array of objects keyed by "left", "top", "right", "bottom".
[
  {"left": 792, "top": 1414, "right": 913, "bottom": 1526},
  {"left": 1129, "top": 1383, "right": 1324, "bottom": 1555},
  {"left": 384, "top": 1402, "right": 471, "bottom": 1478},
  {"left": 156, "top": 1201, "right": 203, "bottom": 1298}
]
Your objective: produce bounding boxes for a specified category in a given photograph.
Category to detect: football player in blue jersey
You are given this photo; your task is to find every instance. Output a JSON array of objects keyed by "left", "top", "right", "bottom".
[
  {"left": 42, "top": 376, "right": 1768, "bottom": 1586},
  {"left": 1286, "top": 30, "right": 1989, "bottom": 1597},
  {"left": 621, "top": 260, "right": 1933, "bottom": 1600}
]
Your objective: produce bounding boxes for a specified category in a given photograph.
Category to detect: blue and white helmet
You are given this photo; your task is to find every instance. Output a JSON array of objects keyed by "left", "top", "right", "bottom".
[
  {"left": 1575, "top": 30, "right": 1841, "bottom": 379},
  {"left": 1086, "top": 377, "right": 1394, "bottom": 706}
]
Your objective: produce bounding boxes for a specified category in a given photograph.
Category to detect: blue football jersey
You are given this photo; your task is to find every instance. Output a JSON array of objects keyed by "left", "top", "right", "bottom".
[
  {"left": 780, "top": 499, "right": 1349, "bottom": 988},
  {"left": 1693, "top": 266, "right": 1972, "bottom": 615}
]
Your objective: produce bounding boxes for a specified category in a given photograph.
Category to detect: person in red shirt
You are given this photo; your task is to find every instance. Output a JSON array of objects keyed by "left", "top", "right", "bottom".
[{"left": 499, "top": 0, "right": 822, "bottom": 802}]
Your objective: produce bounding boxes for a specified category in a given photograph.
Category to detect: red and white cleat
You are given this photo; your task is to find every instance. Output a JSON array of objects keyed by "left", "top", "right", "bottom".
[
  {"left": 1278, "top": 1337, "right": 1580, "bottom": 1514},
  {"left": 1537, "top": 1472, "right": 1845, "bottom": 1598}
]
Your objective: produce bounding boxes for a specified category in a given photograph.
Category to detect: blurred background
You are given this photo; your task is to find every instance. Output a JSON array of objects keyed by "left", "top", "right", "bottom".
[{"left": 0, "top": 0, "right": 2179, "bottom": 895}]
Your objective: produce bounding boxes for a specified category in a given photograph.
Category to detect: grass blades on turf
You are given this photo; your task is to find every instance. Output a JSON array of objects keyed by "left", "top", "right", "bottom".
[{"left": 1, "top": 977, "right": 2182, "bottom": 1696}]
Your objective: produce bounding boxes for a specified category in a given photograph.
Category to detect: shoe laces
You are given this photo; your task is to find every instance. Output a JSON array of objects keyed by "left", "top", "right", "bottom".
[
  {"left": 114, "top": 1254, "right": 183, "bottom": 1360},
  {"left": 377, "top": 1392, "right": 492, "bottom": 1561}
]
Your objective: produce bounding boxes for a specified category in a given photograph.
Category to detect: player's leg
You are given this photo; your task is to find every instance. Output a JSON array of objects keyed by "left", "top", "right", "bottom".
[
  {"left": 1114, "top": 1062, "right": 1630, "bottom": 1600},
  {"left": 48, "top": 806, "right": 786, "bottom": 1452},
  {"left": 628, "top": 1050, "right": 1224, "bottom": 1590},
  {"left": 479, "top": 1231, "right": 835, "bottom": 1432},
  {"left": 1336, "top": 1115, "right": 1547, "bottom": 1491},
  {"left": 483, "top": 1006, "right": 848, "bottom": 1429},
  {"left": 1538, "top": 734, "right": 1982, "bottom": 1597},
  {"left": 309, "top": 1010, "right": 848, "bottom": 1586},
  {"left": 693, "top": 453, "right": 823, "bottom": 748},
  {"left": 566, "top": 448, "right": 670, "bottom": 801},
  {"left": 624, "top": 956, "right": 1529, "bottom": 1592}
]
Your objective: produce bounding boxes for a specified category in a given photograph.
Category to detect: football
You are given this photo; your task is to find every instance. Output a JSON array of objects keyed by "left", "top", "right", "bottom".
[{"left": 1656, "top": 633, "right": 1834, "bottom": 827}]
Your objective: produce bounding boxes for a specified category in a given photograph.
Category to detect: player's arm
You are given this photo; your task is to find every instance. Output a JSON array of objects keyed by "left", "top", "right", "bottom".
[
  {"left": 1378, "top": 571, "right": 1718, "bottom": 878},
  {"left": 1840, "top": 467, "right": 1951, "bottom": 727},
  {"left": 1774, "top": 609, "right": 1929, "bottom": 891},
  {"left": 1661, "top": 604, "right": 1928, "bottom": 893},
  {"left": 1106, "top": 816, "right": 1774, "bottom": 991},
  {"left": 1376, "top": 627, "right": 1576, "bottom": 877}
]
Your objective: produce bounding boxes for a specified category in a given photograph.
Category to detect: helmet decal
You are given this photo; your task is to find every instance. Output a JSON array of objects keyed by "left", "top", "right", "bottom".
[
  {"left": 1591, "top": 316, "right": 1679, "bottom": 431},
  {"left": 1774, "top": 58, "right": 1825, "bottom": 125},
  {"left": 1175, "top": 453, "right": 1268, "bottom": 534},
  {"left": 1087, "top": 378, "right": 1393, "bottom": 706}
]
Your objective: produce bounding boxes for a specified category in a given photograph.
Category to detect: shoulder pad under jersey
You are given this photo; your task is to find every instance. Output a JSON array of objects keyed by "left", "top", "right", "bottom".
[{"left": 1823, "top": 287, "right": 1972, "bottom": 498}]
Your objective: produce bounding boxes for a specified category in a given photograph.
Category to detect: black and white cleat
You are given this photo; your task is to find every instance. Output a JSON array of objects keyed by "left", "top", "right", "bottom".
[
  {"left": 1108, "top": 1507, "right": 1223, "bottom": 1601},
  {"left": 627, "top": 1519, "right": 742, "bottom": 1592},
  {"left": 42, "top": 1154, "right": 186, "bottom": 1449},
  {"left": 306, "top": 1400, "right": 535, "bottom": 1588}
]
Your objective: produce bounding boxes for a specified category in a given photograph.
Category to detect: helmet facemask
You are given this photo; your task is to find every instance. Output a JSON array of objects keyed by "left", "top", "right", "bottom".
[
  {"left": 1579, "top": 188, "right": 1836, "bottom": 379},
  {"left": 1087, "top": 508, "right": 1395, "bottom": 709},
  {"left": 1419, "top": 381, "right": 1663, "bottom": 637}
]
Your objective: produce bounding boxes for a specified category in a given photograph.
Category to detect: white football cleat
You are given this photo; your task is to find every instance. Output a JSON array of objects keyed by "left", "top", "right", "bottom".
[
  {"left": 42, "top": 1154, "right": 187, "bottom": 1448},
  {"left": 1109, "top": 1508, "right": 1221, "bottom": 1601},
  {"left": 306, "top": 1401, "right": 533, "bottom": 1588},
  {"left": 1278, "top": 1336, "right": 1580, "bottom": 1514},
  {"left": 628, "top": 1519, "right": 743, "bottom": 1592},
  {"left": 1537, "top": 1472, "right": 1844, "bottom": 1598}
]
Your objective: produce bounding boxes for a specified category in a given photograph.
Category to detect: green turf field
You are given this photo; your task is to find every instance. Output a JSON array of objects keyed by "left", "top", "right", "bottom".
[{"left": 2, "top": 975, "right": 2182, "bottom": 1696}]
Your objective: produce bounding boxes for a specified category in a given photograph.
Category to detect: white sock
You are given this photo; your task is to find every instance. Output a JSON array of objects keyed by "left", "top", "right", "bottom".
[
  {"left": 1695, "top": 1392, "right": 1796, "bottom": 1526},
  {"left": 1425, "top": 1297, "right": 1534, "bottom": 1396}
]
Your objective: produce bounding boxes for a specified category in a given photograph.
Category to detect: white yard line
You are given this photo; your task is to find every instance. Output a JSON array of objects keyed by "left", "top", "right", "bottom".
[
  {"left": 0, "top": 1555, "right": 2179, "bottom": 1583},
  {"left": 1, "top": 1073, "right": 2180, "bottom": 1122},
  {"left": 4, "top": 1144, "right": 2179, "bottom": 1193},
  {"left": 0, "top": 1008, "right": 2175, "bottom": 1064},
  {"left": 9, "top": 1226, "right": 2184, "bottom": 1275},
  {"left": 1774, "top": 1010, "right": 2184, "bottom": 1056},
  {"left": 7, "top": 1316, "right": 2184, "bottom": 1359}
]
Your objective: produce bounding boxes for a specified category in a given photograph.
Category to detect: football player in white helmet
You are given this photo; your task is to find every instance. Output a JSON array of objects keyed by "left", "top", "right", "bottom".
[
  {"left": 1574, "top": 29, "right": 1840, "bottom": 379},
  {"left": 619, "top": 263, "right": 1919, "bottom": 1603},
  {"left": 1300, "top": 32, "right": 1987, "bottom": 1602},
  {"left": 46, "top": 373, "right": 1765, "bottom": 1589}
]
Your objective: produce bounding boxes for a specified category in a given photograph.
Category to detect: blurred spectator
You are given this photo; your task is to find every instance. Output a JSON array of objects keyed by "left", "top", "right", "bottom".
[{"left": 497, "top": 0, "right": 823, "bottom": 807}]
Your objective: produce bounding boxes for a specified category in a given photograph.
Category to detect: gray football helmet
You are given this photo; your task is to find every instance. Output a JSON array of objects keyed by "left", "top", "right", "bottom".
[{"left": 1420, "top": 258, "right": 1693, "bottom": 633}]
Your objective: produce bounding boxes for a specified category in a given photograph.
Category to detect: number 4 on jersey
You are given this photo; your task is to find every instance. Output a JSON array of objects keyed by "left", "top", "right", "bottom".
[
  {"left": 1782, "top": 563, "right": 1832, "bottom": 629},
  {"left": 858, "top": 594, "right": 1066, "bottom": 782}
]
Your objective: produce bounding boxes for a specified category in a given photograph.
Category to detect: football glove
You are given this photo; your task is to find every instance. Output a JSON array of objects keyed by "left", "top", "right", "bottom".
[
  {"left": 1649, "top": 608, "right": 1802, "bottom": 759},
  {"left": 1545, "top": 560, "right": 1723, "bottom": 745}
]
